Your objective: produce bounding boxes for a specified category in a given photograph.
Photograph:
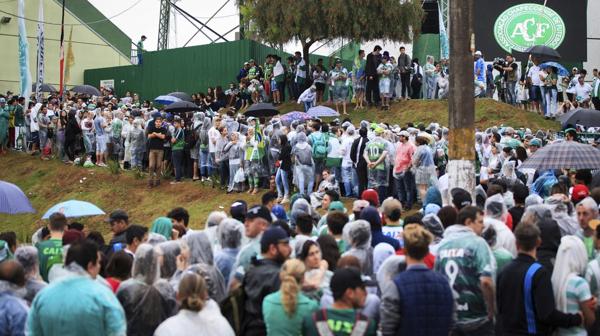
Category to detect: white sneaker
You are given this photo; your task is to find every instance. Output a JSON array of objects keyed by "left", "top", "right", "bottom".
[{"left": 281, "top": 196, "right": 290, "bottom": 204}]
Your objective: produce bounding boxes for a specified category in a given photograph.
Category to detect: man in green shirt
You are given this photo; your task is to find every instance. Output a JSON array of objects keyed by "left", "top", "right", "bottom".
[
  {"left": 36, "top": 212, "right": 67, "bottom": 282},
  {"left": 136, "top": 35, "right": 146, "bottom": 65},
  {"left": 434, "top": 206, "right": 496, "bottom": 335},
  {"left": 303, "top": 267, "right": 377, "bottom": 336},
  {"left": 576, "top": 197, "right": 598, "bottom": 260}
]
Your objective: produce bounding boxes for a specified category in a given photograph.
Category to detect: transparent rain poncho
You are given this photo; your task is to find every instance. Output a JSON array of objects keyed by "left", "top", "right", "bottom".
[
  {"left": 156, "top": 240, "right": 182, "bottom": 280},
  {"left": 14, "top": 246, "right": 46, "bottom": 303},
  {"left": 342, "top": 220, "right": 374, "bottom": 276},
  {"left": 116, "top": 244, "right": 177, "bottom": 336},
  {"left": 376, "top": 255, "right": 407, "bottom": 290},
  {"left": 545, "top": 195, "right": 579, "bottom": 236}
]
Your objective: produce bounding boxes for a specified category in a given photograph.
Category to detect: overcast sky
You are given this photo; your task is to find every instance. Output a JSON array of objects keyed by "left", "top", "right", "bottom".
[{"left": 88, "top": 0, "right": 411, "bottom": 57}]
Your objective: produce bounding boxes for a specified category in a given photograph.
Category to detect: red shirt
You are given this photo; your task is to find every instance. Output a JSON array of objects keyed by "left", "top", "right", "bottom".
[
  {"left": 394, "top": 141, "right": 416, "bottom": 174},
  {"left": 106, "top": 277, "right": 121, "bottom": 293},
  {"left": 396, "top": 249, "right": 436, "bottom": 269}
]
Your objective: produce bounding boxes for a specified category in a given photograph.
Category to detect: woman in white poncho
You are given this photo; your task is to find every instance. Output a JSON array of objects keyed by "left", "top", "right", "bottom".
[{"left": 551, "top": 235, "right": 596, "bottom": 335}]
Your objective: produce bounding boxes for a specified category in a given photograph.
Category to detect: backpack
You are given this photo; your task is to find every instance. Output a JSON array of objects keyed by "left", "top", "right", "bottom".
[
  {"left": 312, "top": 133, "right": 328, "bottom": 160},
  {"left": 220, "top": 286, "right": 247, "bottom": 336}
]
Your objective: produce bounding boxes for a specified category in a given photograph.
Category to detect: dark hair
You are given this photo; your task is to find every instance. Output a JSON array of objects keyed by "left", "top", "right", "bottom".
[
  {"left": 358, "top": 49, "right": 364, "bottom": 55},
  {"left": 515, "top": 223, "right": 540, "bottom": 251},
  {"left": 317, "top": 234, "right": 340, "bottom": 272},
  {"left": 272, "top": 219, "right": 293, "bottom": 238},
  {"left": 86, "top": 231, "right": 106, "bottom": 247},
  {"left": 512, "top": 183, "right": 529, "bottom": 205},
  {"left": 126, "top": 225, "right": 148, "bottom": 245},
  {"left": 575, "top": 169, "right": 593, "bottom": 186},
  {"left": 515, "top": 147, "right": 528, "bottom": 163},
  {"left": 591, "top": 187, "right": 600, "bottom": 205},
  {"left": 49, "top": 212, "right": 68, "bottom": 231},
  {"left": 298, "top": 240, "right": 319, "bottom": 261},
  {"left": 486, "top": 184, "right": 504, "bottom": 198},
  {"left": 321, "top": 124, "right": 329, "bottom": 133},
  {"left": 458, "top": 206, "right": 482, "bottom": 226},
  {"left": 69, "top": 222, "right": 84, "bottom": 232},
  {"left": 0, "top": 231, "right": 17, "bottom": 251},
  {"left": 65, "top": 240, "right": 99, "bottom": 270},
  {"left": 262, "top": 191, "right": 278, "bottom": 206},
  {"left": 105, "top": 250, "right": 133, "bottom": 280},
  {"left": 403, "top": 213, "right": 423, "bottom": 225},
  {"left": 438, "top": 206, "right": 458, "bottom": 228},
  {"left": 374, "top": 45, "right": 382, "bottom": 51},
  {"left": 324, "top": 190, "right": 340, "bottom": 203},
  {"left": 0, "top": 260, "right": 26, "bottom": 287},
  {"left": 327, "top": 211, "right": 348, "bottom": 235},
  {"left": 295, "top": 213, "right": 314, "bottom": 235},
  {"left": 167, "top": 207, "right": 190, "bottom": 226}
]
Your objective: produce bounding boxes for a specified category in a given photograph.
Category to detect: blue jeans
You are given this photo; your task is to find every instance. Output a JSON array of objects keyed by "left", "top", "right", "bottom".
[
  {"left": 506, "top": 81, "right": 517, "bottom": 105},
  {"left": 303, "top": 101, "right": 313, "bottom": 112},
  {"left": 276, "top": 168, "right": 290, "bottom": 198},
  {"left": 396, "top": 171, "right": 416, "bottom": 208},
  {"left": 341, "top": 166, "right": 355, "bottom": 197},
  {"left": 137, "top": 53, "right": 143, "bottom": 65},
  {"left": 295, "top": 164, "right": 314, "bottom": 196},
  {"left": 199, "top": 149, "right": 211, "bottom": 177},
  {"left": 172, "top": 150, "right": 183, "bottom": 181}
]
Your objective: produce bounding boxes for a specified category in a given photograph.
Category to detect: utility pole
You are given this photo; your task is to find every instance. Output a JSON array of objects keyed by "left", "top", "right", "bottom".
[{"left": 447, "top": 0, "right": 476, "bottom": 198}]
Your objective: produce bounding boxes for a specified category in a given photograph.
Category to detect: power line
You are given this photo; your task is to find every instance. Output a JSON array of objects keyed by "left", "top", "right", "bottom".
[{"left": 0, "top": 0, "right": 144, "bottom": 26}]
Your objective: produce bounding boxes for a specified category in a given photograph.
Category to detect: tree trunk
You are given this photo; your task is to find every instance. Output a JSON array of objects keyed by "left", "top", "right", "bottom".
[{"left": 447, "top": 0, "right": 476, "bottom": 201}]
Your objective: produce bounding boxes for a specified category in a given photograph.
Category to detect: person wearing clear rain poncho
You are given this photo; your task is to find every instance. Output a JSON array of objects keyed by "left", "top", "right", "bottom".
[
  {"left": 177, "top": 232, "right": 227, "bottom": 303},
  {"left": 551, "top": 236, "right": 597, "bottom": 334},
  {"left": 546, "top": 194, "right": 580, "bottom": 236},
  {"left": 214, "top": 218, "right": 243, "bottom": 286},
  {"left": 521, "top": 204, "right": 562, "bottom": 273},
  {"left": 483, "top": 194, "right": 517, "bottom": 257},
  {"left": 116, "top": 243, "right": 176, "bottom": 336},
  {"left": 364, "top": 127, "right": 389, "bottom": 202},
  {"left": 292, "top": 132, "right": 315, "bottom": 197},
  {"left": 341, "top": 220, "right": 374, "bottom": 277},
  {"left": 14, "top": 246, "right": 46, "bottom": 304}
]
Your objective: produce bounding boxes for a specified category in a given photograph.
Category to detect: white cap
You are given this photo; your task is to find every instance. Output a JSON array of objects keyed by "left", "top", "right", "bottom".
[{"left": 475, "top": 51, "right": 482, "bottom": 56}]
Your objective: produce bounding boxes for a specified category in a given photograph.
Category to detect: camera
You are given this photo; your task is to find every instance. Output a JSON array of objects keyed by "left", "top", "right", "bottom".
[{"left": 493, "top": 57, "right": 506, "bottom": 72}]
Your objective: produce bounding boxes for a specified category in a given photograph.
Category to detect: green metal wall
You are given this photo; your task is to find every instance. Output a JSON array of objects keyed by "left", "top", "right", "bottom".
[
  {"left": 84, "top": 39, "right": 352, "bottom": 100},
  {"left": 412, "top": 34, "right": 441, "bottom": 64}
]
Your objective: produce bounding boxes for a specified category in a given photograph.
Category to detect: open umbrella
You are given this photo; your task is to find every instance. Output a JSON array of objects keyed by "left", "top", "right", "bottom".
[
  {"left": 280, "top": 111, "right": 312, "bottom": 126},
  {"left": 525, "top": 45, "right": 561, "bottom": 60},
  {"left": 42, "top": 200, "right": 105, "bottom": 219},
  {"left": 31, "top": 83, "right": 57, "bottom": 93},
  {"left": 559, "top": 108, "right": 600, "bottom": 128},
  {"left": 0, "top": 181, "right": 35, "bottom": 214},
  {"left": 519, "top": 140, "right": 600, "bottom": 170},
  {"left": 164, "top": 101, "right": 202, "bottom": 113},
  {"left": 307, "top": 105, "right": 339, "bottom": 118},
  {"left": 154, "top": 95, "right": 182, "bottom": 105},
  {"left": 70, "top": 85, "right": 101, "bottom": 96},
  {"left": 540, "top": 62, "right": 569, "bottom": 77},
  {"left": 168, "top": 92, "right": 193, "bottom": 102},
  {"left": 245, "top": 103, "right": 278, "bottom": 118}
]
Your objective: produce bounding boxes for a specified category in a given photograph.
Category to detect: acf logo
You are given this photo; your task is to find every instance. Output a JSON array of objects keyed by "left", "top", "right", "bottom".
[{"left": 494, "top": 3, "right": 565, "bottom": 53}]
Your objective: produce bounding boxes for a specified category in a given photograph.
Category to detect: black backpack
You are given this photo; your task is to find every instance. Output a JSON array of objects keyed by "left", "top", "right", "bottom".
[{"left": 220, "top": 286, "right": 247, "bottom": 336}]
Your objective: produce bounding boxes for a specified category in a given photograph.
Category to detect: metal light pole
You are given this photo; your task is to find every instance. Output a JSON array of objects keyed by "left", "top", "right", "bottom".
[{"left": 447, "top": 0, "right": 476, "bottom": 198}]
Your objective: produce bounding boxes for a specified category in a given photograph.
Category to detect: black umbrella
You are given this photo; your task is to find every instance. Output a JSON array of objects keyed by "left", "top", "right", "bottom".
[
  {"left": 168, "top": 92, "right": 193, "bottom": 102},
  {"left": 525, "top": 45, "right": 561, "bottom": 60},
  {"left": 31, "top": 83, "right": 57, "bottom": 93},
  {"left": 559, "top": 108, "right": 600, "bottom": 128},
  {"left": 164, "top": 101, "right": 202, "bottom": 113},
  {"left": 244, "top": 103, "right": 278, "bottom": 118},
  {"left": 70, "top": 85, "right": 101, "bottom": 96}
]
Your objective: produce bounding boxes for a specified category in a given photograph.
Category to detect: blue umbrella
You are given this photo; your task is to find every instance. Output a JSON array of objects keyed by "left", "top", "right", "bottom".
[
  {"left": 280, "top": 111, "right": 312, "bottom": 126},
  {"left": 42, "top": 200, "right": 105, "bottom": 219},
  {"left": 540, "top": 62, "right": 569, "bottom": 76},
  {"left": 154, "top": 95, "right": 182, "bottom": 105},
  {"left": 0, "top": 181, "right": 35, "bottom": 214},
  {"left": 307, "top": 105, "right": 339, "bottom": 118}
]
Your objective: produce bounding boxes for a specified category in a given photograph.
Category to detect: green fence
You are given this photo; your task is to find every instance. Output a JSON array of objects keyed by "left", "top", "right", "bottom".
[{"left": 84, "top": 39, "right": 353, "bottom": 100}]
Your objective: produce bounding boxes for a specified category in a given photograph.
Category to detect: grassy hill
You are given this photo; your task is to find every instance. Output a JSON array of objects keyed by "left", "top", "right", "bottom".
[
  {"left": 277, "top": 98, "right": 559, "bottom": 131},
  {"left": 0, "top": 99, "right": 557, "bottom": 242}
]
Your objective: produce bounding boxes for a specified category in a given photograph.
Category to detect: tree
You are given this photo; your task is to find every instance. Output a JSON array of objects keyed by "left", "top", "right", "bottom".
[{"left": 239, "top": 0, "right": 424, "bottom": 65}]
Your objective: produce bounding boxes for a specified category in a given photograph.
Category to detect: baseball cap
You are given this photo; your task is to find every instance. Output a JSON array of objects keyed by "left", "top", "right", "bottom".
[
  {"left": 475, "top": 50, "right": 482, "bottom": 56},
  {"left": 330, "top": 267, "right": 365, "bottom": 299},
  {"left": 230, "top": 200, "right": 248, "bottom": 222},
  {"left": 399, "top": 130, "right": 410, "bottom": 138},
  {"left": 260, "top": 226, "right": 289, "bottom": 251},
  {"left": 246, "top": 205, "right": 272, "bottom": 224},
  {"left": 271, "top": 205, "right": 288, "bottom": 221},
  {"left": 571, "top": 184, "right": 590, "bottom": 203},
  {"left": 106, "top": 209, "right": 129, "bottom": 223},
  {"left": 328, "top": 201, "right": 347, "bottom": 213},
  {"left": 451, "top": 188, "right": 472, "bottom": 210},
  {"left": 361, "top": 189, "right": 380, "bottom": 207}
]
